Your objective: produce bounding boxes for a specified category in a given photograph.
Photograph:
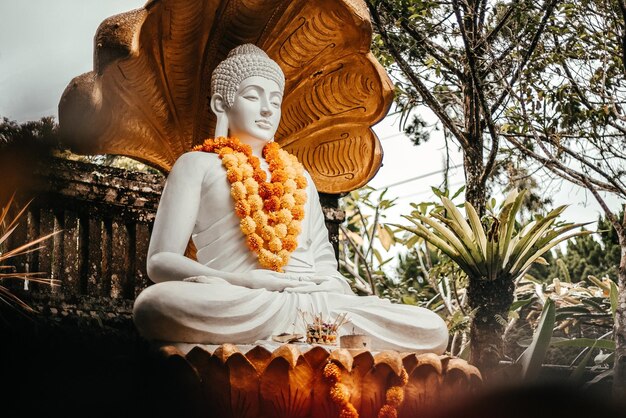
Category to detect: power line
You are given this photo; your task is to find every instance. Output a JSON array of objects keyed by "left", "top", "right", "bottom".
[{"left": 375, "top": 164, "right": 462, "bottom": 190}]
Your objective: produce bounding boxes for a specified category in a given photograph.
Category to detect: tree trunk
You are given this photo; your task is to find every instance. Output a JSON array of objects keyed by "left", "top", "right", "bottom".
[
  {"left": 613, "top": 211, "right": 626, "bottom": 398},
  {"left": 468, "top": 276, "right": 515, "bottom": 375}
]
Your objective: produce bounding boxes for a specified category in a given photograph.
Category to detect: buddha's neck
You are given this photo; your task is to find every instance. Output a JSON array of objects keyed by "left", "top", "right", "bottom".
[{"left": 237, "top": 134, "right": 269, "bottom": 158}]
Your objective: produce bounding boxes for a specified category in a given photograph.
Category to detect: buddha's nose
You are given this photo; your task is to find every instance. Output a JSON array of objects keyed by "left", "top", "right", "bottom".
[{"left": 260, "top": 106, "right": 272, "bottom": 117}]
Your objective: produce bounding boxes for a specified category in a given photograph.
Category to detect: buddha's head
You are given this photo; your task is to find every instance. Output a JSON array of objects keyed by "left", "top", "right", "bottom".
[{"left": 210, "top": 44, "right": 285, "bottom": 143}]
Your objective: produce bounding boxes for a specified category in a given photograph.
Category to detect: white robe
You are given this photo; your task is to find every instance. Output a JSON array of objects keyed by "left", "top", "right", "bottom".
[{"left": 133, "top": 154, "right": 448, "bottom": 353}]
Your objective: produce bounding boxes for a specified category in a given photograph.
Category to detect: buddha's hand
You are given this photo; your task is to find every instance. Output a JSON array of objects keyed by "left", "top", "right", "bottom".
[
  {"left": 183, "top": 276, "right": 229, "bottom": 285},
  {"left": 246, "top": 269, "right": 310, "bottom": 292},
  {"left": 284, "top": 276, "right": 348, "bottom": 294}
]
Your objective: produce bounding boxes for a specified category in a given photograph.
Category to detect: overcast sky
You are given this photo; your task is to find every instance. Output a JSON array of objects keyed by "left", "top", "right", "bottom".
[{"left": 0, "top": 0, "right": 619, "bottom": 231}]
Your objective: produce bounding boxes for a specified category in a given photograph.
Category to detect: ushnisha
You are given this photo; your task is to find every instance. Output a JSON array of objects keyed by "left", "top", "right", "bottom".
[{"left": 133, "top": 44, "right": 449, "bottom": 352}]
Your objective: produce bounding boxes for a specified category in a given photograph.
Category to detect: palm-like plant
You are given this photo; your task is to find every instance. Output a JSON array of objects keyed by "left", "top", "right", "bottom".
[
  {"left": 0, "top": 195, "right": 58, "bottom": 314},
  {"left": 397, "top": 190, "right": 591, "bottom": 372}
]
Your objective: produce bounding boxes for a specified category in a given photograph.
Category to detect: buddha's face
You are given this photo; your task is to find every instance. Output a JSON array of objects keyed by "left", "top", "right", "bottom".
[{"left": 227, "top": 76, "right": 283, "bottom": 142}]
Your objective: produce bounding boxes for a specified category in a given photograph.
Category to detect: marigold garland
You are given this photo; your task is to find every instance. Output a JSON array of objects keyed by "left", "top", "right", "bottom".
[
  {"left": 323, "top": 362, "right": 359, "bottom": 418},
  {"left": 194, "top": 137, "right": 307, "bottom": 272},
  {"left": 377, "top": 368, "right": 409, "bottom": 418}
]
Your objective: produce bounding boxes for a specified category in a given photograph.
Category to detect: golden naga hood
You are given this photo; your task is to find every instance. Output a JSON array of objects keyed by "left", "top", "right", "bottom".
[{"left": 58, "top": 0, "right": 393, "bottom": 193}]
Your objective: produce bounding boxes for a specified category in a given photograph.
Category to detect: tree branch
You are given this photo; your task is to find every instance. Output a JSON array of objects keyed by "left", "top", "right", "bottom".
[
  {"left": 451, "top": 0, "right": 500, "bottom": 184},
  {"left": 368, "top": 1, "right": 469, "bottom": 148},
  {"left": 490, "top": 0, "right": 561, "bottom": 115}
]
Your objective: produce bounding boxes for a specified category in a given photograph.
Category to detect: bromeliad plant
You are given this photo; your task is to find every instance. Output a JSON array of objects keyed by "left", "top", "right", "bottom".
[{"left": 397, "top": 190, "right": 591, "bottom": 372}]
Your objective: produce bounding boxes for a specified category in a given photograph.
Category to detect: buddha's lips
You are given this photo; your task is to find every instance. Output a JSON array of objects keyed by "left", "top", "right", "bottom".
[{"left": 256, "top": 119, "right": 272, "bottom": 129}]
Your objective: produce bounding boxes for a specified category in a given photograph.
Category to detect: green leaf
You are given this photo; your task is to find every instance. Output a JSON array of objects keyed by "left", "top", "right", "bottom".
[
  {"left": 552, "top": 338, "right": 615, "bottom": 350},
  {"left": 610, "top": 280, "right": 618, "bottom": 320},
  {"left": 517, "top": 298, "right": 556, "bottom": 380}
]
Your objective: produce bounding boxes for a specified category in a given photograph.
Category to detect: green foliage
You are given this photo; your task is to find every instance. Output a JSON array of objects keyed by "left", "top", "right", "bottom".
[
  {"left": 339, "top": 187, "right": 398, "bottom": 295},
  {"left": 397, "top": 190, "right": 591, "bottom": 284}
]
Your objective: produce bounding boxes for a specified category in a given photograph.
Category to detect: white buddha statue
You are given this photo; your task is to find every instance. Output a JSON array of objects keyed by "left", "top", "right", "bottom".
[{"left": 133, "top": 44, "right": 448, "bottom": 353}]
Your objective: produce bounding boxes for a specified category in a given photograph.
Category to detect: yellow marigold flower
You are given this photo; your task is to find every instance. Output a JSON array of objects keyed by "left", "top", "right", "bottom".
[
  {"left": 277, "top": 209, "right": 293, "bottom": 224},
  {"left": 295, "top": 175, "right": 307, "bottom": 189},
  {"left": 217, "top": 146, "right": 234, "bottom": 157},
  {"left": 274, "top": 224, "right": 288, "bottom": 238},
  {"left": 222, "top": 153, "right": 238, "bottom": 168},
  {"left": 293, "top": 189, "right": 307, "bottom": 205},
  {"left": 278, "top": 249, "right": 290, "bottom": 265},
  {"left": 248, "top": 195, "right": 263, "bottom": 212},
  {"left": 385, "top": 386, "right": 404, "bottom": 407},
  {"left": 287, "top": 220, "right": 301, "bottom": 236},
  {"left": 240, "top": 217, "right": 256, "bottom": 235},
  {"left": 284, "top": 179, "right": 297, "bottom": 194},
  {"left": 231, "top": 182, "right": 247, "bottom": 200},
  {"left": 269, "top": 237, "right": 282, "bottom": 252},
  {"left": 281, "top": 193, "right": 296, "bottom": 209},
  {"left": 261, "top": 225, "right": 275, "bottom": 241},
  {"left": 235, "top": 152, "right": 248, "bottom": 164},
  {"left": 244, "top": 177, "right": 259, "bottom": 195},
  {"left": 241, "top": 163, "right": 254, "bottom": 178},
  {"left": 377, "top": 404, "right": 397, "bottom": 418},
  {"left": 253, "top": 210, "right": 269, "bottom": 227}
]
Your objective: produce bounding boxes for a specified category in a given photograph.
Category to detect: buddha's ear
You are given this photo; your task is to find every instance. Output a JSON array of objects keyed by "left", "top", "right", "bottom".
[{"left": 210, "top": 93, "right": 229, "bottom": 138}]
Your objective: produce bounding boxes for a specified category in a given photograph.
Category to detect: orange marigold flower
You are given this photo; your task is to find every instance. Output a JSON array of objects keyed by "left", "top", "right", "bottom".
[
  {"left": 330, "top": 383, "right": 350, "bottom": 404},
  {"left": 259, "top": 183, "right": 271, "bottom": 199},
  {"left": 339, "top": 404, "right": 359, "bottom": 418},
  {"left": 283, "top": 236, "right": 298, "bottom": 252},
  {"left": 270, "top": 182, "right": 284, "bottom": 197},
  {"left": 240, "top": 217, "right": 256, "bottom": 235},
  {"left": 269, "top": 237, "right": 282, "bottom": 252},
  {"left": 295, "top": 175, "right": 307, "bottom": 189},
  {"left": 395, "top": 369, "right": 408, "bottom": 386},
  {"left": 377, "top": 405, "right": 397, "bottom": 418},
  {"left": 323, "top": 363, "right": 341, "bottom": 382},
  {"left": 264, "top": 196, "right": 281, "bottom": 212},
  {"left": 253, "top": 169, "right": 267, "bottom": 183},
  {"left": 385, "top": 386, "right": 404, "bottom": 407},
  {"left": 235, "top": 200, "right": 251, "bottom": 217},
  {"left": 218, "top": 146, "right": 234, "bottom": 157},
  {"left": 292, "top": 206, "right": 305, "bottom": 221},
  {"left": 247, "top": 233, "right": 263, "bottom": 251},
  {"left": 272, "top": 169, "right": 287, "bottom": 183},
  {"left": 227, "top": 168, "right": 243, "bottom": 183}
]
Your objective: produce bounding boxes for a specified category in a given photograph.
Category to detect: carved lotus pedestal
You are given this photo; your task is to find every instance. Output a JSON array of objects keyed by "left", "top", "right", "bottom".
[{"left": 155, "top": 343, "right": 481, "bottom": 418}]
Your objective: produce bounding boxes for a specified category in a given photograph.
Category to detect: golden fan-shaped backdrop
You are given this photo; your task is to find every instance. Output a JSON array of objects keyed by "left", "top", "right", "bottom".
[
  {"left": 158, "top": 344, "right": 482, "bottom": 418},
  {"left": 58, "top": 0, "right": 393, "bottom": 193}
]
